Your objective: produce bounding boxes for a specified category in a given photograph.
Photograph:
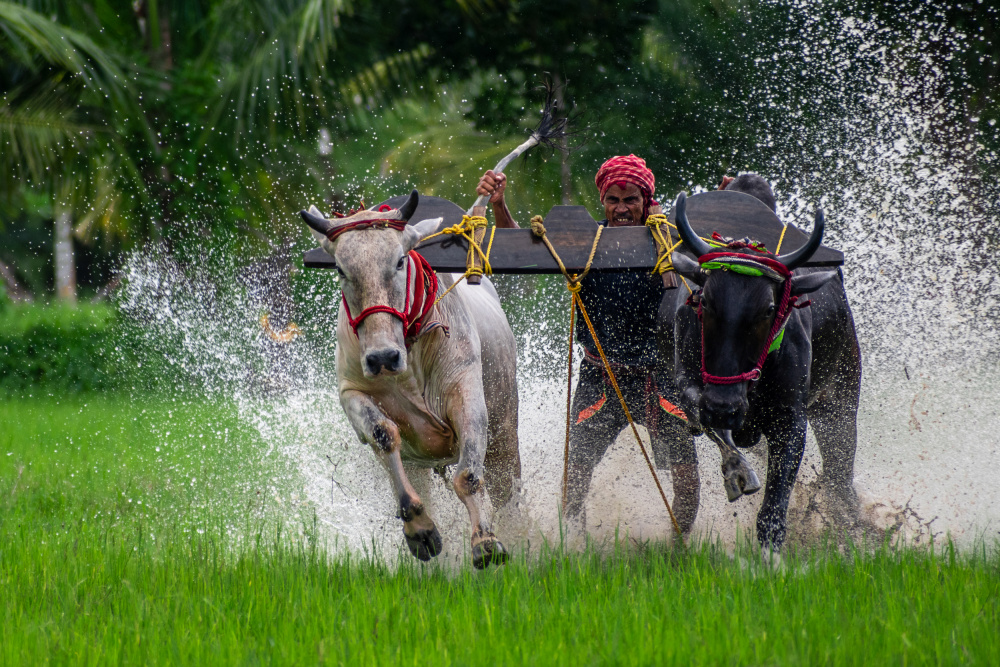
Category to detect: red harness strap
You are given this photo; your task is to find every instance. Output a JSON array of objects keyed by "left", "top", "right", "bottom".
[
  {"left": 341, "top": 251, "right": 439, "bottom": 345},
  {"left": 326, "top": 217, "right": 408, "bottom": 242},
  {"left": 696, "top": 251, "right": 804, "bottom": 386}
]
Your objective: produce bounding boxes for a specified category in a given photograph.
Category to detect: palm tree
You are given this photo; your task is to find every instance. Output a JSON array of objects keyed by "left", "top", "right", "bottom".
[{"left": 0, "top": 1, "right": 148, "bottom": 302}]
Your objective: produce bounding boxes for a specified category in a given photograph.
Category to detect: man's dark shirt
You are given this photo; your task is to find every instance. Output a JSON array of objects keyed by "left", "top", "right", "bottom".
[{"left": 575, "top": 219, "right": 665, "bottom": 368}]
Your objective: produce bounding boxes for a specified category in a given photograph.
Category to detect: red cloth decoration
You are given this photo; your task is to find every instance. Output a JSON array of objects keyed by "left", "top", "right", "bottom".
[{"left": 594, "top": 154, "right": 656, "bottom": 208}]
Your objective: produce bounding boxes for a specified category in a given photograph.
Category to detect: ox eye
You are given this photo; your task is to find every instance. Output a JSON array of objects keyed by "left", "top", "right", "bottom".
[
  {"left": 396, "top": 256, "right": 406, "bottom": 271},
  {"left": 765, "top": 304, "right": 776, "bottom": 317}
]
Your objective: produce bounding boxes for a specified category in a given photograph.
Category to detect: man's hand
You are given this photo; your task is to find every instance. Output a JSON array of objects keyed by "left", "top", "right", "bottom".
[{"left": 476, "top": 170, "right": 507, "bottom": 204}]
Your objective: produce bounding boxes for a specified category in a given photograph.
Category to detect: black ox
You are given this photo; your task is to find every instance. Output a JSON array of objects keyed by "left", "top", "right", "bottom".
[{"left": 659, "top": 177, "right": 861, "bottom": 549}]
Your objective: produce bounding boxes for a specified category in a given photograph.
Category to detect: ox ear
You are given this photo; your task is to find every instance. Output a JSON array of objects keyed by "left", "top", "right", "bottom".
[
  {"left": 402, "top": 217, "right": 443, "bottom": 251},
  {"left": 790, "top": 269, "right": 839, "bottom": 296},
  {"left": 670, "top": 252, "right": 706, "bottom": 286},
  {"left": 301, "top": 205, "right": 333, "bottom": 244}
]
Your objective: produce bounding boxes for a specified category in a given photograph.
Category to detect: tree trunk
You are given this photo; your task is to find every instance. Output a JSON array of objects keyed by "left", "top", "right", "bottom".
[
  {"left": 0, "top": 259, "right": 32, "bottom": 302},
  {"left": 54, "top": 207, "right": 77, "bottom": 304}
]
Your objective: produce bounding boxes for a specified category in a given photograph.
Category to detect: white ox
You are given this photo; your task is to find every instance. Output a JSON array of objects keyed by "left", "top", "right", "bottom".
[{"left": 301, "top": 190, "right": 521, "bottom": 568}]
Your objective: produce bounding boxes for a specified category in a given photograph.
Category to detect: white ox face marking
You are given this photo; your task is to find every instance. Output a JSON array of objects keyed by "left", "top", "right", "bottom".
[{"left": 305, "top": 202, "right": 441, "bottom": 378}]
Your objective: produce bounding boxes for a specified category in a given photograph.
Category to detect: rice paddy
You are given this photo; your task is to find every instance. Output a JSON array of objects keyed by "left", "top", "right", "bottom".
[{"left": 2, "top": 395, "right": 997, "bottom": 666}]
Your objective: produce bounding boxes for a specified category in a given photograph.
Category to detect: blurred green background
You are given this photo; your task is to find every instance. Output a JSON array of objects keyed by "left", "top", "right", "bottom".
[{"left": 1, "top": 0, "right": 997, "bottom": 392}]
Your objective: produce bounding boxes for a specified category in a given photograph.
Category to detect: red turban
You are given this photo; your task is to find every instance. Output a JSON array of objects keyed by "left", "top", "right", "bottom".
[{"left": 594, "top": 154, "right": 656, "bottom": 207}]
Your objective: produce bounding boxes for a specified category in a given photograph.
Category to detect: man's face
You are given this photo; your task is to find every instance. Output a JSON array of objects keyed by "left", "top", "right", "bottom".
[{"left": 602, "top": 183, "right": 644, "bottom": 226}]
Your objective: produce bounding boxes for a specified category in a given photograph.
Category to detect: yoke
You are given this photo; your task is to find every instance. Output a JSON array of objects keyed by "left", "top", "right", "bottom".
[{"left": 303, "top": 191, "right": 844, "bottom": 274}]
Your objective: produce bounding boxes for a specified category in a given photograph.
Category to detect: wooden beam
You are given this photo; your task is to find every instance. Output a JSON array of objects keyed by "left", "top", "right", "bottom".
[{"left": 303, "top": 192, "right": 843, "bottom": 273}]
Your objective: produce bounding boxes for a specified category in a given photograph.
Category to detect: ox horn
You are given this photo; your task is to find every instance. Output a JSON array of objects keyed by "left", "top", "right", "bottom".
[
  {"left": 397, "top": 189, "right": 419, "bottom": 221},
  {"left": 777, "top": 208, "right": 824, "bottom": 270},
  {"left": 300, "top": 205, "right": 333, "bottom": 236},
  {"left": 674, "top": 192, "right": 713, "bottom": 258}
]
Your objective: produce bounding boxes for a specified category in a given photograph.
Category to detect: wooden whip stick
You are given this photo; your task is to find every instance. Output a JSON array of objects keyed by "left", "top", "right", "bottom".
[{"left": 465, "top": 90, "right": 568, "bottom": 286}]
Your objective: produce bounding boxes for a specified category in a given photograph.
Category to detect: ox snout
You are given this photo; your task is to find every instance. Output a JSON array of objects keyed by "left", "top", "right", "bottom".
[
  {"left": 364, "top": 348, "right": 405, "bottom": 376},
  {"left": 699, "top": 390, "right": 748, "bottom": 431}
]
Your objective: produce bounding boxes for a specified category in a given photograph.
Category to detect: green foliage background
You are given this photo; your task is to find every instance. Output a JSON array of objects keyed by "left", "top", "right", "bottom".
[
  {"left": 1, "top": 0, "right": 997, "bottom": 390},
  {"left": 0, "top": 301, "right": 117, "bottom": 391}
]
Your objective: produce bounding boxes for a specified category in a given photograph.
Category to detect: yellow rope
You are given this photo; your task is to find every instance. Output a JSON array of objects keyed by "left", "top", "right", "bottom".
[
  {"left": 645, "top": 213, "right": 686, "bottom": 275},
  {"left": 424, "top": 215, "right": 496, "bottom": 306},
  {"left": 679, "top": 275, "right": 694, "bottom": 295},
  {"left": 530, "top": 215, "right": 682, "bottom": 537},
  {"left": 485, "top": 223, "right": 497, "bottom": 263},
  {"left": 775, "top": 223, "right": 789, "bottom": 255}
]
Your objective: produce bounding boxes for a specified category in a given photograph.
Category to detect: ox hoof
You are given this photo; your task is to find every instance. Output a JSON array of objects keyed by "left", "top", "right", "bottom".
[
  {"left": 404, "top": 526, "right": 443, "bottom": 562},
  {"left": 722, "top": 460, "right": 762, "bottom": 502},
  {"left": 471, "top": 536, "right": 509, "bottom": 570}
]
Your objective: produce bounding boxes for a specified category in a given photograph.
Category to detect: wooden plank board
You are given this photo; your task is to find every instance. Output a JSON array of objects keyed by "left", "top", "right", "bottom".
[
  {"left": 303, "top": 191, "right": 843, "bottom": 272},
  {"left": 669, "top": 191, "right": 843, "bottom": 266}
]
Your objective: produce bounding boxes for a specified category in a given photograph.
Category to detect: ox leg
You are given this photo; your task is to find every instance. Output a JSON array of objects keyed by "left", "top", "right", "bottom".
[
  {"left": 483, "top": 396, "right": 522, "bottom": 510},
  {"left": 450, "top": 389, "right": 508, "bottom": 570},
  {"left": 705, "top": 429, "right": 762, "bottom": 503},
  {"left": 757, "top": 411, "right": 808, "bottom": 550},
  {"left": 808, "top": 378, "right": 860, "bottom": 515},
  {"left": 341, "top": 390, "right": 442, "bottom": 562}
]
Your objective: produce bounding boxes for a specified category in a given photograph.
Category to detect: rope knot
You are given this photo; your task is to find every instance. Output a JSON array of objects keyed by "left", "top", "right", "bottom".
[
  {"left": 462, "top": 214, "right": 487, "bottom": 230},
  {"left": 417, "top": 214, "right": 495, "bottom": 307},
  {"left": 529, "top": 215, "right": 546, "bottom": 237},
  {"left": 645, "top": 213, "right": 681, "bottom": 275}
]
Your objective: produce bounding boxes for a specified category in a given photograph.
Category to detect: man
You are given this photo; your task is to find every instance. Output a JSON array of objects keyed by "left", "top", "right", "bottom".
[{"left": 476, "top": 155, "right": 700, "bottom": 535}]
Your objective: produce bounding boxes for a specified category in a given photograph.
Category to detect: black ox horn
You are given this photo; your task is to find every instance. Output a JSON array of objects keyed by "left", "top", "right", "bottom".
[
  {"left": 396, "top": 189, "right": 419, "bottom": 221},
  {"left": 673, "top": 192, "right": 713, "bottom": 258},
  {"left": 672, "top": 191, "right": 825, "bottom": 271},
  {"left": 776, "top": 208, "right": 824, "bottom": 270}
]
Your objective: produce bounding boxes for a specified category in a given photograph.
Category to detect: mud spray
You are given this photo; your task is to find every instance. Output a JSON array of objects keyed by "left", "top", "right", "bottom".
[{"left": 118, "top": 1, "right": 998, "bottom": 561}]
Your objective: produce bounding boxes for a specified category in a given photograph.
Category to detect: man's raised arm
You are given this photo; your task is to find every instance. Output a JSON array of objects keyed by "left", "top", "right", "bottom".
[{"left": 476, "top": 170, "right": 518, "bottom": 228}]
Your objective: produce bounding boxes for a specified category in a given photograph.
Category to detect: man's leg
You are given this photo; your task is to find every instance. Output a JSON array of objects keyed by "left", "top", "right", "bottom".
[
  {"left": 645, "top": 378, "right": 701, "bottom": 535},
  {"left": 564, "top": 365, "right": 625, "bottom": 531}
]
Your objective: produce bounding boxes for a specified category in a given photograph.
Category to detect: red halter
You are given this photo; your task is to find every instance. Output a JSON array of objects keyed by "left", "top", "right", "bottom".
[
  {"left": 341, "top": 251, "right": 439, "bottom": 345},
  {"left": 695, "top": 250, "right": 805, "bottom": 386},
  {"left": 325, "top": 216, "right": 408, "bottom": 242}
]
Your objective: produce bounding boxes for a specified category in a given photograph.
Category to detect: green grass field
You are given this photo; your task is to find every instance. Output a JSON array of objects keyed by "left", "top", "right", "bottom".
[{"left": 2, "top": 395, "right": 998, "bottom": 665}]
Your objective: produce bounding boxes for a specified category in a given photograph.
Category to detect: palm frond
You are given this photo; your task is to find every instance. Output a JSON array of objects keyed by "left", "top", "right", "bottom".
[
  {"left": 0, "top": 85, "right": 95, "bottom": 188},
  {"left": 204, "top": 0, "right": 354, "bottom": 142},
  {"left": 382, "top": 95, "right": 522, "bottom": 191},
  {"left": 0, "top": 1, "right": 134, "bottom": 110},
  {"left": 337, "top": 45, "right": 435, "bottom": 126}
]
